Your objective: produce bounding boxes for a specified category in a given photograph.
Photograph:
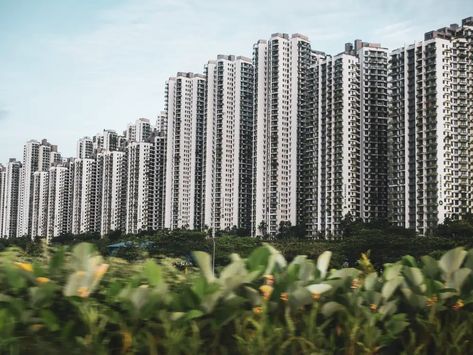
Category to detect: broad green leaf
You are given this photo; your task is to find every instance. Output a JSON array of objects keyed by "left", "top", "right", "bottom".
[
  {"left": 421, "top": 255, "right": 440, "bottom": 278},
  {"left": 185, "top": 309, "right": 204, "bottom": 320},
  {"left": 71, "top": 243, "right": 97, "bottom": 270},
  {"left": 191, "top": 277, "right": 219, "bottom": 300},
  {"left": 317, "top": 251, "right": 332, "bottom": 279},
  {"left": 384, "top": 264, "right": 402, "bottom": 281},
  {"left": 192, "top": 251, "right": 215, "bottom": 282},
  {"left": 246, "top": 247, "right": 271, "bottom": 274},
  {"left": 400, "top": 287, "right": 426, "bottom": 308},
  {"left": 298, "top": 261, "right": 315, "bottom": 282},
  {"left": 464, "top": 249, "right": 473, "bottom": 269},
  {"left": 401, "top": 255, "right": 417, "bottom": 267},
  {"left": 129, "top": 287, "right": 151, "bottom": 312},
  {"left": 170, "top": 312, "right": 185, "bottom": 321},
  {"left": 403, "top": 267, "right": 424, "bottom": 287},
  {"left": 447, "top": 268, "right": 471, "bottom": 291},
  {"left": 382, "top": 276, "right": 403, "bottom": 300},
  {"left": 378, "top": 300, "right": 397, "bottom": 319},
  {"left": 291, "top": 255, "right": 308, "bottom": 265},
  {"left": 385, "top": 314, "right": 409, "bottom": 336},
  {"left": 289, "top": 287, "right": 312, "bottom": 308},
  {"left": 48, "top": 247, "right": 65, "bottom": 274},
  {"left": 439, "top": 247, "right": 467, "bottom": 275},
  {"left": 321, "top": 301, "right": 345, "bottom": 317},
  {"left": 262, "top": 243, "right": 287, "bottom": 273},
  {"left": 143, "top": 259, "right": 163, "bottom": 287},
  {"left": 364, "top": 272, "right": 378, "bottom": 291},
  {"left": 329, "top": 268, "right": 360, "bottom": 280},
  {"left": 306, "top": 283, "right": 332, "bottom": 295},
  {"left": 63, "top": 271, "right": 87, "bottom": 297}
]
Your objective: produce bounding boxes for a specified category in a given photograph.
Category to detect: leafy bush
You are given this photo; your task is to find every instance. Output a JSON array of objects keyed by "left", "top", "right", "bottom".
[{"left": 1, "top": 243, "right": 473, "bottom": 354}]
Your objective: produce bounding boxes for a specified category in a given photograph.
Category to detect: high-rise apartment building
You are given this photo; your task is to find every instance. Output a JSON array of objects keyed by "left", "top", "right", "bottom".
[
  {"left": 102, "top": 129, "right": 120, "bottom": 152},
  {"left": 0, "top": 164, "right": 5, "bottom": 237},
  {"left": 72, "top": 158, "right": 98, "bottom": 234},
  {"left": 252, "top": 33, "right": 313, "bottom": 236},
  {"left": 126, "top": 118, "right": 152, "bottom": 143},
  {"left": 47, "top": 163, "right": 73, "bottom": 238},
  {"left": 17, "top": 139, "right": 55, "bottom": 237},
  {"left": 3, "top": 19, "right": 473, "bottom": 239},
  {"left": 305, "top": 51, "right": 360, "bottom": 236},
  {"left": 203, "top": 55, "right": 254, "bottom": 232},
  {"left": 388, "top": 17, "right": 473, "bottom": 234},
  {"left": 31, "top": 171, "right": 49, "bottom": 237},
  {"left": 16, "top": 140, "right": 39, "bottom": 237},
  {"left": 164, "top": 72, "right": 206, "bottom": 230},
  {"left": 77, "top": 137, "right": 94, "bottom": 159},
  {"left": 152, "top": 115, "right": 167, "bottom": 231},
  {"left": 357, "top": 42, "right": 389, "bottom": 223},
  {"left": 301, "top": 40, "right": 388, "bottom": 236},
  {"left": 126, "top": 141, "right": 154, "bottom": 234},
  {"left": 99, "top": 150, "right": 127, "bottom": 235},
  {"left": 1, "top": 159, "right": 21, "bottom": 238}
]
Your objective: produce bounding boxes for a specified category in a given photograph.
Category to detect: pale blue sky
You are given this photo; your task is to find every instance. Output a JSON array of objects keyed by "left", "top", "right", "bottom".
[{"left": 0, "top": 0, "right": 471, "bottom": 162}]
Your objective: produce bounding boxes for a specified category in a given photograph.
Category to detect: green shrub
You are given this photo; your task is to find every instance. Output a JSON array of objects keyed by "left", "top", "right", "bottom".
[{"left": 1, "top": 243, "right": 473, "bottom": 354}]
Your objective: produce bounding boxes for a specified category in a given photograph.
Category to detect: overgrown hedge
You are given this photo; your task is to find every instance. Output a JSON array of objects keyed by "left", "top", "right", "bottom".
[
  {"left": 1, "top": 243, "right": 473, "bottom": 354},
  {"left": 3, "top": 223, "right": 473, "bottom": 270}
]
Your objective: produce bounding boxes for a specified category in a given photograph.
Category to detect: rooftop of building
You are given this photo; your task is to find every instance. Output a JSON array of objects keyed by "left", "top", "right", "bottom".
[
  {"left": 424, "top": 16, "right": 473, "bottom": 40},
  {"left": 175, "top": 72, "right": 206, "bottom": 79}
]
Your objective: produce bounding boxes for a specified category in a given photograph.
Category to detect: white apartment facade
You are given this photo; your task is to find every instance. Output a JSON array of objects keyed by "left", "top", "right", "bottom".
[
  {"left": 77, "top": 137, "right": 94, "bottom": 159},
  {"left": 31, "top": 171, "right": 49, "bottom": 237},
  {"left": 126, "top": 142, "right": 154, "bottom": 234},
  {"left": 152, "top": 125, "right": 167, "bottom": 231},
  {"left": 164, "top": 72, "right": 206, "bottom": 230},
  {"left": 204, "top": 55, "right": 254, "bottom": 232},
  {"left": 388, "top": 18, "right": 473, "bottom": 234},
  {"left": 308, "top": 52, "right": 361, "bottom": 235},
  {"left": 252, "top": 33, "right": 313, "bottom": 236},
  {"left": 126, "top": 118, "right": 152, "bottom": 143},
  {"left": 72, "top": 158, "right": 98, "bottom": 234},
  {"left": 0, "top": 164, "right": 5, "bottom": 237},
  {"left": 47, "top": 164, "right": 72, "bottom": 238},
  {"left": 301, "top": 41, "right": 389, "bottom": 236},
  {"left": 1, "top": 159, "right": 21, "bottom": 238},
  {"left": 17, "top": 140, "right": 40, "bottom": 237},
  {"left": 99, "top": 150, "right": 127, "bottom": 235}
]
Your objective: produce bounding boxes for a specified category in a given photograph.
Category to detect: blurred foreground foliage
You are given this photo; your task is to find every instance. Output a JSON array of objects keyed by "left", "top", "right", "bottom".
[{"left": 1, "top": 237, "right": 473, "bottom": 354}]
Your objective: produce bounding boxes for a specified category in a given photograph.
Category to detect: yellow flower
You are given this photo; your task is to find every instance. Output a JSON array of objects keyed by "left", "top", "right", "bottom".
[
  {"left": 15, "top": 262, "right": 33, "bottom": 272},
  {"left": 426, "top": 295, "right": 438, "bottom": 308},
  {"left": 351, "top": 278, "right": 362, "bottom": 289},
  {"left": 77, "top": 286, "right": 90, "bottom": 298},
  {"left": 253, "top": 306, "right": 263, "bottom": 315},
  {"left": 311, "top": 292, "right": 321, "bottom": 301},
  {"left": 280, "top": 292, "right": 289, "bottom": 303},
  {"left": 359, "top": 253, "right": 375, "bottom": 273},
  {"left": 452, "top": 299, "right": 465, "bottom": 311},
  {"left": 259, "top": 284, "right": 274, "bottom": 300},
  {"left": 369, "top": 303, "right": 378, "bottom": 313},
  {"left": 121, "top": 330, "right": 133, "bottom": 352},
  {"left": 264, "top": 274, "right": 275, "bottom": 286},
  {"left": 94, "top": 263, "right": 109, "bottom": 280},
  {"left": 35, "top": 277, "right": 50, "bottom": 284}
]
